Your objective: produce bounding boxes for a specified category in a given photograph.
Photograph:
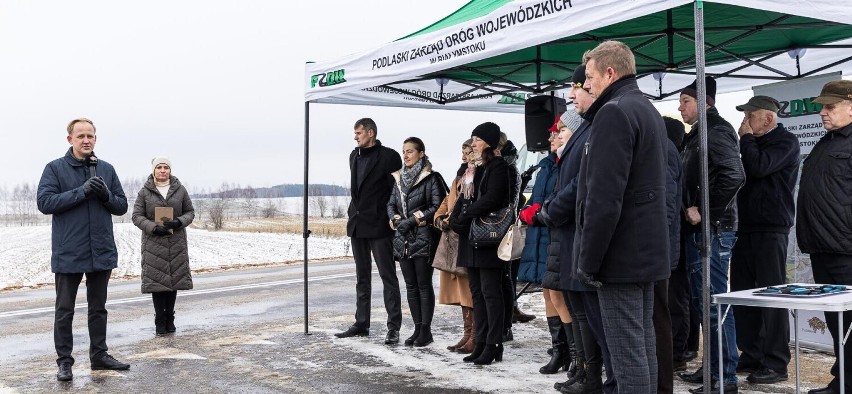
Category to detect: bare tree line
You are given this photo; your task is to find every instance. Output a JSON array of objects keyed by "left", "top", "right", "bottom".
[{"left": 0, "top": 180, "right": 349, "bottom": 229}]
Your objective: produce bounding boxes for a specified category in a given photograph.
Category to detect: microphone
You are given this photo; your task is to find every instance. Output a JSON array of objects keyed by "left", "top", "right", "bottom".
[{"left": 87, "top": 154, "right": 98, "bottom": 178}]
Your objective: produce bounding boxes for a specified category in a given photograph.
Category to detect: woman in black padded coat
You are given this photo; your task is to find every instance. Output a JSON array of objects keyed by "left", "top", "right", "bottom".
[{"left": 388, "top": 137, "right": 447, "bottom": 347}]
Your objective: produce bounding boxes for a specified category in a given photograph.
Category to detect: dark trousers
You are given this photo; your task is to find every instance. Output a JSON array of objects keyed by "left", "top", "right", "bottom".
[
  {"left": 599, "top": 282, "right": 657, "bottom": 393},
  {"left": 54, "top": 270, "right": 111, "bottom": 365},
  {"left": 468, "top": 267, "right": 505, "bottom": 345},
  {"left": 811, "top": 253, "right": 852, "bottom": 392},
  {"left": 654, "top": 279, "right": 674, "bottom": 394},
  {"left": 670, "top": 241, "right": 692, "bottom": 360},
  {"left": 730, "top": 232, "right": 791, "bottom": 373},
  {"left": 399, "top": 257, "right": 435, "bottom": 326},
  {"left": 351, "top": 236, "right": 401, "bottom": 331},
  {"left": 584, "top": 290, "right": 617, "bottom": 393},
  {"left": 152, "top": 291, "right": 177, "bottom": 315},
  {"left": 502, "top": 263, "right": 515, "bottom": 329},
  {"left": 566, "top": 290, "right": 602, "bottom": 365}
]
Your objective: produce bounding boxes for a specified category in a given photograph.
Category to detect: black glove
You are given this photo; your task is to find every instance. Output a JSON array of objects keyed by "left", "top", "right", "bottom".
[
  {"left": 577, "top": 268, "right": 602, "bottom": 289},
  {"left": 152, "top": 225, "right": 171, "bottom": 236},
  {"left": 163, "top": 219, "right": 182, "bottom": 230},
  {"left": 396, "top": 218, "right": 415, "bottom": 235},
  {"left": 82, "top": 177, "right": 107, "bottom": 200},
  {"left": 450, "top": 213, "right": 471, "bottom": 234}
]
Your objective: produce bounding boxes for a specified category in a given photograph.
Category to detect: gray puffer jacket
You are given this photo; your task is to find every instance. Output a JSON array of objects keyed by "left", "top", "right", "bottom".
[{"left": 132, "top": 175, "right": 195, "bottom": 293}]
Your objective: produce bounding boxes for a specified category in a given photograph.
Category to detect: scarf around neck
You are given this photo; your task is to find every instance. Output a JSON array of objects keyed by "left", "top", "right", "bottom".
[
  {"left": 461, "top": 153, "right": 483, "bottom": 199},
  {"left": 401, "top": 158, "right": 425, "bottom": 194}
]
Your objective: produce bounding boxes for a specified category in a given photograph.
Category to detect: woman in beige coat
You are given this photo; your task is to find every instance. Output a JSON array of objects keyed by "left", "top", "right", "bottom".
[
  {"left": 132, "top": 157, "right": 195, "bottom": 335},
  {"left": 433, "top": 139, "right": 475, "bottom": 353}
]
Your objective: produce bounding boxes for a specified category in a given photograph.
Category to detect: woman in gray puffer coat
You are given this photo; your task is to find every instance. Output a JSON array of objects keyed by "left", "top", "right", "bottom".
[
  {"left": 132, "top": 157, "right": 195, "bottom": 335},
  {"left": 388, "top": 137, "right": 447, "bottom": 348}
]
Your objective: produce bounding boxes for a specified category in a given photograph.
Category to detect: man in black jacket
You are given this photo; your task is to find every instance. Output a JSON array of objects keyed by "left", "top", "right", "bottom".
[
  {"left": 798, "top": 80, "right": 852, "bottom": 394},
  {"left": 336, "top": 118, "right": 403, "bottom": 345},
  {"left": 574, "top": 40, "right": 670, "bottom": 393},
  {"left": 677, "top": 77, "right": 745, "bottom": 394},
  {"left": 730, "top": 95, "right": 799, "bottom": 385}
]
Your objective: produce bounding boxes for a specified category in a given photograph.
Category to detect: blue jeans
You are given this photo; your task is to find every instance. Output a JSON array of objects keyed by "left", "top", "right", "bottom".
[{"left": 686, "top": 231, "right": 738, "bottom": 384}]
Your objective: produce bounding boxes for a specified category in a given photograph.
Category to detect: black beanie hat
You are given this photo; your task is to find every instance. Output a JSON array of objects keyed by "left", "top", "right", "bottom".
[
  {"left": 681, "top": 76, "right": 717, "bottom": 106},
  {"left": 471, "top": 122, "right": 501, "bottom": 149},
  {"left": 571, "top": 64, "right": 586, "bottom": 87}
]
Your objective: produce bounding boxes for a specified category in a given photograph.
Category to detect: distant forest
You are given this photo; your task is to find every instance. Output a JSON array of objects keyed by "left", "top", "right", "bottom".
[{"left": 197, "top": 184, "right": 350, "bottom": 198}]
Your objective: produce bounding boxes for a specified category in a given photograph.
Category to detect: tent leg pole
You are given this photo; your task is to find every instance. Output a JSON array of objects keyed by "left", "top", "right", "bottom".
[
  {"left": 693, "top": 0, "right": 713, "bottom": 389},
  {"left": 303, "top": 101, "right": 312, "bottom": 336}
]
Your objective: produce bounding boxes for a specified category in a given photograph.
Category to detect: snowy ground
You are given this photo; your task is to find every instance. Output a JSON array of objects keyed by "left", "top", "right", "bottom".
[{"left": 0, "top": 222, "right": 350, "bottom": 290}]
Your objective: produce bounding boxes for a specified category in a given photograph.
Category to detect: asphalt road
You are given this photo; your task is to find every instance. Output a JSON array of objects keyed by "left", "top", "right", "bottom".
[{"left": 0, "top": 260, "right": 837, "bottom": 393}]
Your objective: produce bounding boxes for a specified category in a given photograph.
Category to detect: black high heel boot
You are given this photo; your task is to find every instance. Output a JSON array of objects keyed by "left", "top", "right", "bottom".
[
  {"left": 462, "top": 343, "right": 485, "bottom": 362},
  {"left": 473, "top": 343, "right": 503, "bottom": 365},
  {"left": 405, "top": 324, "right": 421, "bottom": 346}
]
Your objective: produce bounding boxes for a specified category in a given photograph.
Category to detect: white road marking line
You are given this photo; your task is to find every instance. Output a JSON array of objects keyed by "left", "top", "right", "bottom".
[{"left": 0, "top": 270, "right": 376, "bottom": 319}]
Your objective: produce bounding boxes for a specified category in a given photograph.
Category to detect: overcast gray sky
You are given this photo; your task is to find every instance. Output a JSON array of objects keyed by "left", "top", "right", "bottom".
[{"left": 2, "top": 0, "right": 760, "bottom": 193}]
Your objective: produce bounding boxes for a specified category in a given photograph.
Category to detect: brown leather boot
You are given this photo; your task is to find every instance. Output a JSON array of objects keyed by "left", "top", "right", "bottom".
[
  {"left": 448, "top": 307, "right": 473, "bottom": 351},
  {"left": 456, "top": 308, "right": 476, "bottom": 354},
  {"left": 512, "top": 305, "right": 536, "bottom": 323}
]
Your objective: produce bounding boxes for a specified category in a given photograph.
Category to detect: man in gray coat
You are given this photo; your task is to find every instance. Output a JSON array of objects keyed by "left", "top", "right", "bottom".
[{"left": 37, "top": 118, "right": 130, "bottom": 381}]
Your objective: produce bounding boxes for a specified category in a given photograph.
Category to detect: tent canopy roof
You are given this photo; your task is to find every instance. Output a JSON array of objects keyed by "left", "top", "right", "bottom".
[{"left": 305, "top": 0, "right": 852, "bottom": 111}]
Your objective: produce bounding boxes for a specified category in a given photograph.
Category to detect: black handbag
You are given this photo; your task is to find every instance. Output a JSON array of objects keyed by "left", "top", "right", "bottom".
[
  {"left": 467, "top": 165, "right": 517, "bottom": 248},
  {"left": 469, "top": 204, "right": 515, "bottom": 247}
]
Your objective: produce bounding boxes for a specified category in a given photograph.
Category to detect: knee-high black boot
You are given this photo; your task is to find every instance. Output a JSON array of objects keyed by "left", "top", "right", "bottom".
[
  {"left": 152, "top": 293, "right": 167, "bottom": 335},
  {"left": 164, "top": 291, "right": 177, "bottom": 333},
  {"left": 541, "top": 317, "right": 570, "bottom": 373}
]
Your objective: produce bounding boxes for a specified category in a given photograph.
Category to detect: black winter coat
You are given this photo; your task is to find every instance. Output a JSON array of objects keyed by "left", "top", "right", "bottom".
[
  {"left": 540, "top": 120, "right": 592, "bottom": 291},
  {"left": 387, "top": 162, "right": 447, "bottom": 260},
  {"left": 797, "top": 123, "right": 852, "bottom": 255},
  {"left": 450, "top": 157, "right": 511, "bottom": 269},
  {"left": 665, "top": 140, "right": 683, "bottom": 271},
  {"left": 681, "top": 107, "right": 745, "bottom": 233},
  {"left": 347, "top": 140, "right": 402, "bottom": 238},
  {"left": 738, "top": 123, "right": 800, "bottom": 233},
  {"left": 573, "top": 76, "right": 670, "bottom": 284}
]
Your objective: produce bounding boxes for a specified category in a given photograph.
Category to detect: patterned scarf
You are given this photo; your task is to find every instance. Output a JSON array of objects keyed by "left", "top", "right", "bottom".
[
  {"left": 461, "top": 153, "right": 483, "bottom": 199},
  {"left": 401, "top": 158, "right": 425, "bottom": 195}
]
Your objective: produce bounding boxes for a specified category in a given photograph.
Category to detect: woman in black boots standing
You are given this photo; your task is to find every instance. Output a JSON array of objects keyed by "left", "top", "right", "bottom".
[
  {"left": 132, "top": 157, "right": 195, "bottom": 335},
  {"left": 450, "top": 122, "right": 511, "bottom": 365},
  {"left": 388, "top": 137, "right": 447, "bottom": 347}
]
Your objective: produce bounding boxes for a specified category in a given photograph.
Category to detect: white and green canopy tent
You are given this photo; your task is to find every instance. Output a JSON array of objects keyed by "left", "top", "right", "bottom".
[{"left": 301, "top": 0, "right": 851, "bottom": 381}]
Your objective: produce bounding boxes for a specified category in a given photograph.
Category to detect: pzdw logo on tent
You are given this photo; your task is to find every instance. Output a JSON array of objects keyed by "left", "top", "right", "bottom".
[{"left": 311, "top": 69, "right": 346, "bottom": 89}]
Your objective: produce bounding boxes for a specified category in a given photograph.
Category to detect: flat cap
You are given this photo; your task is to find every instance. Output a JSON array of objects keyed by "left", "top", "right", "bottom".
[
  {"left": 735, "top": 95, "right": 781, "bottom": 112},
  {"left": 814, "top": 80, "right": 852, "bottom": 105}
]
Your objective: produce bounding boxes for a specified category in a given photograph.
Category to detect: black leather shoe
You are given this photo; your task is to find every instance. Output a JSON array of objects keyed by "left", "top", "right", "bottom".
[
  {"left": 679, "top": 367, "right": 704, "bottom": 383},
  {"left": 90, "top": 353, "right": 130, "bottom": 370},
  {"left": 384, "top": 329, "right": 399, "bottom": 345},
  {"left": 747, "top": 367, "right": 788, "bottom": 384},
  {"left": 689, "top": 381, "right": 737, "bottom": 394},
  {"left": 683, "top": 350, "right": 698, "bottom": 361},
  {"left": 807, "top": 386, "right": 838, "bottom": 394},
  {"left": 673, "top": 359, "right": 688, "bottom": 372},
  {"left": 56, "top": 362, "right": 73, "bottom": 381},
  {"left": 334, "top": 326, "right": 369, "bottom": 338}
]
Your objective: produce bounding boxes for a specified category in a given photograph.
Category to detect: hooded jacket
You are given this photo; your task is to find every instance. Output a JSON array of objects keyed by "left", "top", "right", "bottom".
[
  {"left": 37, "top": 148, "right": 128, "bottom": 273},
  {"left": 132, "top": 175, "right": 195, "bottom": 293},
  {"left": 387, "top": 161, "right": 447, "bottom": 260},
  {"left": 518, "top": 153, "right": 557, "bottom": 284}
]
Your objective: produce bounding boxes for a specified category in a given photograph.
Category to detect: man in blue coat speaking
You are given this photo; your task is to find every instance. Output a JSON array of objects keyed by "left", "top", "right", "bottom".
[{"left": 37, "top": 118, "right": 130, "bottom": 381}]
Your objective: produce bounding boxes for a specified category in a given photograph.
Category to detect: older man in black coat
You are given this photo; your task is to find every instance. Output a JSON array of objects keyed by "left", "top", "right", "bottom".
[
  {"left": 573, "top": 41, "right": 670, "bottom": 393},
  {"left": 336, "top": 118, "right": 404, "bottom": 345}
]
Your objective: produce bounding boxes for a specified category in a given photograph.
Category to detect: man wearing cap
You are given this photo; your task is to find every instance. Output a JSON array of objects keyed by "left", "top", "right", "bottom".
[
  {"left": 729, "top": 95, "right": 799, "bottom": 385},
  {"left": 677, "top": 76, "right": 745, "bottom": 394},
  {"left": 797, "top": 80, "right": 852, "bottom": 394},
  {"left": 573, "top": 40, "right": 670, "bottom": 393},
  {"left": 37, "top": 118, "right": 130, "bottom": 381},
  {"left": 336, "top": 117, "right": 404, "bottom": 345}
]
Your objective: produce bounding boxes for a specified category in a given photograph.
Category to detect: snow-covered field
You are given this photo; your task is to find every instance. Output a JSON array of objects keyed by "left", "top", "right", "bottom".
[{"left": 0, "top": 223, "right": 350, "bottom": 290}]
